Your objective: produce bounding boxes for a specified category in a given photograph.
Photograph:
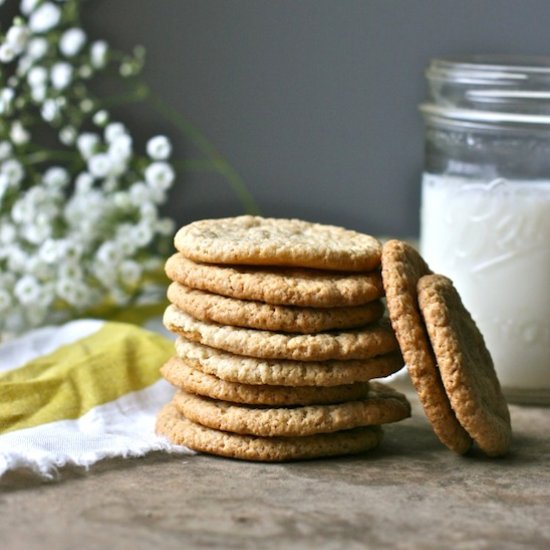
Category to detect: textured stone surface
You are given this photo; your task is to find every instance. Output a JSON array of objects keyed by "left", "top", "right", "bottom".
[{"left": 1, "top": 391, "right": 549, "bottom": 550}]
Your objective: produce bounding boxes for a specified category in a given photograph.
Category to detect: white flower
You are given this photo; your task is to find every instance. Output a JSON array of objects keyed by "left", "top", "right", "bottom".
[
  {"left": 7, "top": 245, "right": 28, "bottom": 271},
  {"left": 96, "top": 241, "right": 121, "bottom": 264},
  {"left": 0, "top": 44, "right": 16, "bottom": 64},
  {"left": 0, "top": 88, "right": 15, "bottom": 114},
  {"left": 27, "top": 37, "right": 48, "bottom": 59},
  {"left": 29, "top": 2, "right": 61, "bottom": 33},
  {"left": 146, "top": 135, "right": 172, "bottom": 160},
  {"left": 93, "top": 110, "right": 108, "bottom": 126},
  {"left": 27, "top": 66, "right": 48, "bottom": 87},
  {"left": 90, "top": 40, "right": 108, "bottom": 68},
  {"left": 11, "top": 198, "right": 34, "bottom": 224},
  {"left": 104, "top": 122, "right": 126, "bottom": 143},
  {"left": 27, "top": 255, "right": 52, "bottom": 280},
  {"left": 14, "top": 275, "right": 41, "bottom": 305},
  {"left": 59, "top": 28, "right": 86, "bottom": 57},
  {"left": 75, "top": 172, "right": 94, "bottom": 193},
  {"left": 30, "top": 84, "right": 47, "bottom": 103},
  {"left": 156, "top": 218, "right": 175, "bottom": 236},
  {"left": 134, "top": 222, "right": 154, "bottom": 247},
  {"left": 64, "top": 240, "right": 83, "bottom": 264},
  {"left": 80, "top": 99, "right": 93, "bottom": 112},
  {"left": 0, "top": 221, "right": 16, "bottom": 244},
  {"left": 0, "top": 141, "right": 12, "bottom": 160},
  {"left": 6, "top": 25, "right": 30, "bottom": 55},
  {"left": 10, "top": 121, "right": 30, "bottom": 145},
  {"left": 41, "top": 98, "right": 58, "bottom": 122},
  {"left": 39, "top": 238, "right": 63, "bottom": 263},
  {"left": 2, "top": 159, "right": 24, "bottom": 185},
  {"left": 102, "top": 176, "right": 118, "bottom": 191},
  {"left": 16, "top": 55, "right": 33, "bottom": 76},
  {"left": 78, "top": 65, "right": 93, "bottom": 79},
  {"left": 58, "top": 263, "right": 84, "bottom": 282},
  {"left": 129, "top": 182, "right": 150, "bottom": 205},
  {"left": 51, "top": 62, "right": 73, "bottom": 90},
  {"left": 119, "top": 260, "right": 142, "bottom": 286},
  {"left": 113, "top": 191, "right": 131, "bottom": 209},
  {"left": 35, "top": 283, "right": 55, "bottom": 309},
  {"left": 59, "top": 126, "right": 76, "bottom": 145},
  {"left": 76, "top": 132, "right": 99, "bottom": 159},
  {"left": 56, "top": 278, "right": 89, "bottom": 307},
  {"left": 108, "top": 134, "right": 132, "bottom": 164},
  {"left": 43, "top": 166, "right": 69, "bottom": 189},
  {"left": 145, "top": 161, "right": 175, "bottom": 191},
  {"left": 88, "top": 153, "right": 112, "bottom": 178},
  {"left": 0, "top": 173, "right": 9, "bottom": 199},
  {"left": 22, "top": 220, "right": 52, "bottom": 244},
  {"left": 20, "top": 0, "right": 40, "bottom": 15}
]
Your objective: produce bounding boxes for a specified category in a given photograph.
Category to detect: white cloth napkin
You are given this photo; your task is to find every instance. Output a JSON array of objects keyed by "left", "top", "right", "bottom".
[{"left": 0, "top": 319, "right": 190, "bottom": 480}]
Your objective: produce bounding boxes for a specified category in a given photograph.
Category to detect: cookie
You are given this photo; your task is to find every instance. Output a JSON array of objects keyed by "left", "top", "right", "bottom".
[
  {"left": 163, "top": 305, "right": 399, "bottom": 361},
  {"left": 174, "top": 216, "right": 381, "bottom": 271},
  {"left": 172, "top": 382, "right": 411, "bottom": 437},
  {"left": 165, "top": 254, "right": 384, "bottom": 308},
  {"left": 417, "top": 274, "right": 511, "bottom": 457},
  {"left": 174, "top": 338, "right": 404, "bottom": 387},
  {"left": 156, "top": 402, "right": 384, "bottom": 461},
  {"left": 381, "top": 240, "right": 472, "bottom": 454},
  {"left": 167, "top": 282, "right": 385, "bottom": 334},
  {"left": 161, "top": 356, "right": 372, "bottom": 406}
]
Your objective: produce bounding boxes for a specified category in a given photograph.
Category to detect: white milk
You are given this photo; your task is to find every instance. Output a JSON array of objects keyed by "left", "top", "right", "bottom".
[{"left": 420, "top": 174, "right": 550, "bottom": 402}]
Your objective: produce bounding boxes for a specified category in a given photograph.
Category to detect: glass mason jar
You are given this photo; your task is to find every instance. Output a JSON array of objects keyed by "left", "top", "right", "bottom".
[{"left": 419, "top": 56, "right": 550, "bottom": 405}]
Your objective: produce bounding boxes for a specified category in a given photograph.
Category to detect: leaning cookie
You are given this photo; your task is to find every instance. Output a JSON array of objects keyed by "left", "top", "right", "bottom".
[
  {"left": 174, "top": 338, "right": 404, "bottom": 387},
  {"left": 156, "top": 402, "right": 384, "bottom": 462},
  {"left": 381, "top": 240, "right": 472, "bottom": 454},
  {"left": 161, "top": 356, "right": 372, "bottom": 406},
  {"left": 167, "top": 282, "right": 384, "bottom": 334},
  {"left": 172, "top": 382, "right": 411, "bottom": 437},
  {"left": 165, "top": 254, "right": 384, "bottom": 308},
  {"left": 174, "top": 216, "right": 382, "bottom": 271},
  {"left": 163, "top": 305, "right": 399, "bottom": 362},
  {"left": 417, "top": 274, "right": 512, "bottom": 457}
]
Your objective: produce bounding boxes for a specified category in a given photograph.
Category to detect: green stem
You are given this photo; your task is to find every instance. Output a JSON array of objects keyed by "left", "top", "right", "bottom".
[
  {"left": 99, "top": 84, "right": 150, "bottom": 108},
  {"left": 146, "top": 89, "right": 261, "bottom": 215},
  {"left": 172, "top": 158, "right": 220, "bottom": 172},
  {"left": 26, "top": 150, "right": 80, "bottom": 164}
]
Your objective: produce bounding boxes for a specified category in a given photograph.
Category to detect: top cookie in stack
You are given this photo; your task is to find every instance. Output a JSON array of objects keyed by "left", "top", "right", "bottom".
[{"left": 158, "top": 216, "right": 410, "bottom": 462}]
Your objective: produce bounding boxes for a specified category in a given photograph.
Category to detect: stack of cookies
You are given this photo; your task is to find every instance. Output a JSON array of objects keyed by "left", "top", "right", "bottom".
[{"left": 157, "top": 216, "right": 412, "bottom": 461}]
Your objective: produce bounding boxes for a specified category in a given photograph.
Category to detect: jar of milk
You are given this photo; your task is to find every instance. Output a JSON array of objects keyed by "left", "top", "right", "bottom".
[{"left": 420, "top": 56, "right": 550, "bottom": 405}]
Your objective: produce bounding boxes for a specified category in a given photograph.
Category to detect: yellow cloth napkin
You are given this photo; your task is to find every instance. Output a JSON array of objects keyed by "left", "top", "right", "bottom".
[{"left": 0, "top": 318, "right": 188, "bottom": 479}]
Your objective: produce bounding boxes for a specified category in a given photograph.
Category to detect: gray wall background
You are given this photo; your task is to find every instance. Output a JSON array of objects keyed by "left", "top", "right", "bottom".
[{"left": 88, "top": 0, "right": 550, "bottom": 237}]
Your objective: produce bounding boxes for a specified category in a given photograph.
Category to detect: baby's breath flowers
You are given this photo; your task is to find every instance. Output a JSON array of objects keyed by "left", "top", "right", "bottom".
[{"left": 0, "top": 0, "right": 177, "bottom": 337}]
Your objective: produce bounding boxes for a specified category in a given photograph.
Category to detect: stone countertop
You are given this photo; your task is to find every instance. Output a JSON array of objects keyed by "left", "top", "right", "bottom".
[{"left": 1, "top": 393, "right": 549, "bottom": 550}]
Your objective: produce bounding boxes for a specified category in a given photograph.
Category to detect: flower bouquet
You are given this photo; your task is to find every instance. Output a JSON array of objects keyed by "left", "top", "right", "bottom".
[{"left": 0, "top": 0, "right": 184, "bottom": 339}]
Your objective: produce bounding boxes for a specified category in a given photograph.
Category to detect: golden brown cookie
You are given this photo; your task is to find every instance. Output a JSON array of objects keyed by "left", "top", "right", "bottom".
[
  {"left": 165, "top": 254, "right": 384, "bottom": 307},
  {"left": 381, "top": 240, "right": 472, "bottom": 454},
  {"left": 156, "top": 402, "right": 384, "bottom": 462},
  {"left": 167, "top": 282, "right": 385, "bottom": 334},
  {"left": 172, "top": 382, "right": 410, "bottom": 437},
  {"left": 417, "top": 274, "right": 511, "bottom": 457},
  {"left": 161, "top": 356, "right": 372, "bottom": 406},
  {"left": 174, "top": 216, "right": 381, "bottom": 271},
  {"left": 174, "top": 338, "right": 404, "bottom": 387},
  {"left": 163, "top": 305, "right": 399, "bottom": 361}
]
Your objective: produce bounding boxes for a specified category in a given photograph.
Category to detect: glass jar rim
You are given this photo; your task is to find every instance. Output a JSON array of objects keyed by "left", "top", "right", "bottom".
[
  {"left": 423, "top": 55, "right": 550, "bottom": 126},
  {"left": 426, "top": 55, "right": 550, "bottom": 84}
]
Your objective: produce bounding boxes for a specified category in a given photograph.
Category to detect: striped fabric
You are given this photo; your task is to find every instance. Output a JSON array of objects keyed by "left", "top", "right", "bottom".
[{"left": 0, "top": 319, "right": 190, "bottom": 479}]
